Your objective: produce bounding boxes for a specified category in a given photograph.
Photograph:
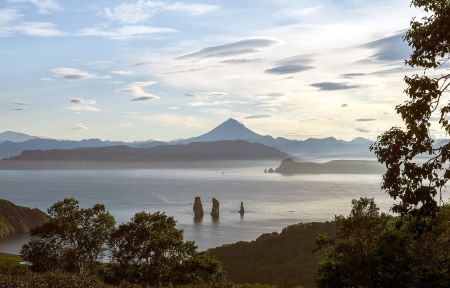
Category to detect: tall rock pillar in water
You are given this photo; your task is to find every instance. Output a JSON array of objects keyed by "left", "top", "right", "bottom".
[
  {"left": 211, "top": 198, "right": 220, "bottom": 219},
  {"left": 193, "top": 197, "right": 204, "bottom": 219},
  {"left": 239, "top": 201, "right": 245, "bottom": 215}
]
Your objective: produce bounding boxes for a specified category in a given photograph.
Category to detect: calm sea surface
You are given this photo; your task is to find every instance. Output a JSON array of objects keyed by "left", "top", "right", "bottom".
[{"left": 0, "top": 161, "right": 393, "bottom": 254}]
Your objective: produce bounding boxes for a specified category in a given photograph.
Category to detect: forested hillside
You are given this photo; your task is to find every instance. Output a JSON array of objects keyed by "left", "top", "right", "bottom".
[
  {"left": 209, "top": 222, "right": 336, "bottom": 288},
  {"left": 0, "top": 199, "right": 47, "bottom": 238}
]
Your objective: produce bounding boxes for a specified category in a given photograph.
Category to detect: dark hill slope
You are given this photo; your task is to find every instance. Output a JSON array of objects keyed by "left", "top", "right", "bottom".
[
  {"left": 208, "top": 222, "right": 336, "bottom": 288},
  {"left": 3, "top": 140, "right": 289, "bottom": 163},
  {"left": 0, "top": 199, "right": 47, "bottom": 238}
]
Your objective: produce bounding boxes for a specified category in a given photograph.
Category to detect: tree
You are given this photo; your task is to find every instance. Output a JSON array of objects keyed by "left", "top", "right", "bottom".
[
  {"left": 21, "top": 198, "right": 115, "bottom": 275},
  {"left": 316, "top": 198, "right": 394, "bottom": 288},
  {"left": 370, "top": 0, "right": 450, "bottom": 218},
  {"left": 316, "top": 198, "right": 450, "bottom": 287},
  {"left": 109, "top": 211, "right": 225, "bottom": 287}
]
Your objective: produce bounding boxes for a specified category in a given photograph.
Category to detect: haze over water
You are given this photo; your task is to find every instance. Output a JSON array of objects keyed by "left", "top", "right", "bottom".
[{"left": 0, "top": 160, "right": 392, "bottom": 254}]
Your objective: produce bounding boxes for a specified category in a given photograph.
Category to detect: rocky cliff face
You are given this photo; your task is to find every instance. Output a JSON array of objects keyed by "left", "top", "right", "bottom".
[{"left": 0, "top": 199, "right": 48, "bottom": 238}]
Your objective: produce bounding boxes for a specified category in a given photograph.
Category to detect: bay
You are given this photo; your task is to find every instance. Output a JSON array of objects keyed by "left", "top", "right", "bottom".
[{"left": 0, "top": 160, "right": 392, "bottom": 253}]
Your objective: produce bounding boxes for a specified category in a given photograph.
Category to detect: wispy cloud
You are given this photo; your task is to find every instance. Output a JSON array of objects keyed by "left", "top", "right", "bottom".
[
  {"left": 77, "top": 25, "right": 175, "bottom": 39},
  {"left": 117, "top": 81, "right": 160, "bottom": 101},
  {"left": 111, "top": 70, "right": 135, "bottom": 76},
  {"left": 176, "top": 38, "right": 280, "bottom": 60},
  {"left": 185, "top": 91, "right": 227, "bottom": 100},
  {"left": 245, "top": 115, "right": 272, "bottom": 119},
  {"left": 104, "top": 0, "right": 218, "bottom": 24},
  {"left": 0, "top": 9, "right": 63, "bottom": 37},
  {"left": 13, "top": 101, "right": 29, "bottom": 107},
  {"left": 355, "top": 118, "right": 377, "bottom": 122},
  {"left": 340, "top": 73, "right": 366, "bottom": 79},
  {"left": 310, "top": 82, "right": 361, "bottom": 91},
  {"left": 362, "top": 32, "right": 411, "bottom": 63},
  {"left": 72, "top": 123, "right": 88, "bottom": 131},
  {"left": 0, "top": 9, "right": 22, "bottom": 27},
  {"left": 188, "top": 100, "right": 245, "bottom": 107},
  {"left": 185, "top": 91, "right": 236, "bottom": 107},
  {"left": 221, "top": 58, "right": 262, "bottom": 64},
  {"left": 355, "top": 127, "right": 371, "bottom": 133},
  {"left": 51, "top": 68, "right": 95, "bottom": 80},
  {"left": 164, "top": 65, "right": 220, "bottom": 75},
  {"left": 265, "top": 54, "right": 314, "bottom": 75},
  {"left": 13, "top": 22, "right": 63, "bottom": 37},
  {"left": 66, "top": 98, "right": 99, "bottom": 112},
  {"left": 7, "top": 0, "right": 61, "bottom": 14}
]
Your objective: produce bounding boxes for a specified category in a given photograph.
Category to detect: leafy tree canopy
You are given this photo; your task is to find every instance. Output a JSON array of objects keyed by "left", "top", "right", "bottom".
[
  {"left": 21, "top": 198, "right": 115, "bottom": 275},
  {"left": 109, "top": 211, "right": 225, "bottom": 287},
  {"left": 371, "top": 0, "right": 450, "bottom": 218}
]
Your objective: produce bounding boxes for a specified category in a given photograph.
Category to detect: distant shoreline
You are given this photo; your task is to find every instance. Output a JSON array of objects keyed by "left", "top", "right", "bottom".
[
  {"left": 0, "top": 160, "right": 279, "bottom": 170},
  {"left": 267, "top": 158, "right": 385, "bottom": 175}
]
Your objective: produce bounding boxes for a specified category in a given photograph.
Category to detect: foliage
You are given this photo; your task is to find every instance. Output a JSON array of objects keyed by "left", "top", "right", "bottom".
[
  {"left": 370, "top": 0, "right": 450, "bottom": 218},
  {"left": 0, "top": 253, "right": 22, "bottom": 268},
  {"left": 108, "top": 211, "right": 226, "bottom": 287},
  {"left": 21, "top": 198, "right": 115, "bottom": 275},
  {"left": 0, "top": 267, "right": 115, "bottom": 288},
  {"left": 209, "top": 222, "right": 336, "bottom": 288},
  {"left": 316, "top": 198, "right": 450, "bottom": 288},
  {"left": 0, "top": 266, "right": 230, "bottom": 288}
]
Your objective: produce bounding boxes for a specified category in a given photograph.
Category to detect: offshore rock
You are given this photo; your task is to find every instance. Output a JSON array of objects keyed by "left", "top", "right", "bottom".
[
  {"left": 211, "top": 198, "right": 220, "bottom": 219},
  {"left": 193, "top": 196, "right": 204, "bottom": 218},
  {"left": 239, "top": 201, "right": 245, "bottom": 215}
]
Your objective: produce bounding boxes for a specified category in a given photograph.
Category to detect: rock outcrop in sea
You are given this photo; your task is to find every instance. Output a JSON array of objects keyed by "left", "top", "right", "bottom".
[
  {"left": 211, "top": 198, "right": 220, "bottom": 219},
  {"left": 239, "top": 201, "right": 245, "bottom": 215},
  {"left": 193, "top": 196, "right": 204, "bottom": 219}
]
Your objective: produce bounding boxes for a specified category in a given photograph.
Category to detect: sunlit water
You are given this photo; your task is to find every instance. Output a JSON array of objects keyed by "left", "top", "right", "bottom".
[{"left": 0, "top": 160, "right": 393, "bottom": 254}]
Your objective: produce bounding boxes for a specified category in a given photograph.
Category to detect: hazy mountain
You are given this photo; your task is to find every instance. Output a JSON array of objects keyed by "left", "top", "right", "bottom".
[
  {"left": 0, "top": 138, "right": 164, "bottom": 159},
  {"left": 0, "top": 119, "right": 376, "bottom": 159},
  {"left": 1, "top": 140, "right": 289, "bottom": 169},
  {"left": 0, "top": 131, "right": 35, "bottom": 143},
  {"left": 271, "top": 158, "right": 385, "bottom": 174},
  {"left": 177, "top": 118, "right": 263, "bottom": 143},
  {"left": 177, "top": 118, "right": 374, "bottom": 157}
]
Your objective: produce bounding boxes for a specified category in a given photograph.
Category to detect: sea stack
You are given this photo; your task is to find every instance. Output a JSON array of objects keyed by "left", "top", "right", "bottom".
[
  {"left": 239, "top": 201, "right": 245, "bottom": 215},
  {"left": 193, "top": 197, "right": 204, "bottom": 218},
  {"left": 211, "top": 198, "right": 220, "bottom": 218}
]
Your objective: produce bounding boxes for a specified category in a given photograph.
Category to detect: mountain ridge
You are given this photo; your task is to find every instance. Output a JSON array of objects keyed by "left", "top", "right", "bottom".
[
  {"left": 0, "top": 131, "right": 36, "bottom": 143},
  {"left": 0, "top": 140, "right": 289, "bottom": 169},
  {"left": 0, "top": 118, "right": 374, "bottom": 158}
]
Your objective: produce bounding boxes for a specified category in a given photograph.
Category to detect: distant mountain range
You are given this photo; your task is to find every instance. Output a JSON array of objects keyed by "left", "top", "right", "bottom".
[
  {"left": 1, "top": 140, "right": 289, "bottom": 169},
  {"left": 0, "top": 118, "right": 375, "bottom": 159},
  {"left": 0, "top": 131, "right": 36, "bottom": 143},
  {"left": 0, "top": 138, "right": 164, "bottom": 159},
  {"left": 145, "top": 118, "right": 375, "bottom": 157}
]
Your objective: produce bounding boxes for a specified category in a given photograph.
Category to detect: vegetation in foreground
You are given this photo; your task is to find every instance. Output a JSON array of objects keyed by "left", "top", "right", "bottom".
[
  {"left": 209, "top": 222, "right": 335, "bottom": 287},
  {"left": 0, "top": 199, "right": 47, "bottom": 238},
  {"left": 316, "top": 198, "right": 450, "bottom": 288},
  {"left": 17, "top": 198, "right": 226, "bottom": 287}
]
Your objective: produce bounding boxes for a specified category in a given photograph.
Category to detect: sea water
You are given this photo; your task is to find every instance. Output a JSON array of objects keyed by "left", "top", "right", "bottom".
[{"left": 0, "top": 160, "right": 392, "bottom": 253}]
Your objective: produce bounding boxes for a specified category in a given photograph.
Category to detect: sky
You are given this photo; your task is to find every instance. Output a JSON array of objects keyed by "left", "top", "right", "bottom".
[{"left": 0, "top": 0, "right": 432, "bottom": 141}]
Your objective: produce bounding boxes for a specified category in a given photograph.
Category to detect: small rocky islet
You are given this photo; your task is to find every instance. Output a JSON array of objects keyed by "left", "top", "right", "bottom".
[{"left": 192, "top": 197, "right": 245, "bottom": 219}]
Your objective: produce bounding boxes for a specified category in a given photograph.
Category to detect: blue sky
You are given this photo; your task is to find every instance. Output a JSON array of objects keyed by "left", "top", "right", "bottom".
[{"left": 0, "top": 0, "right": 433, "bottom": 141}]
